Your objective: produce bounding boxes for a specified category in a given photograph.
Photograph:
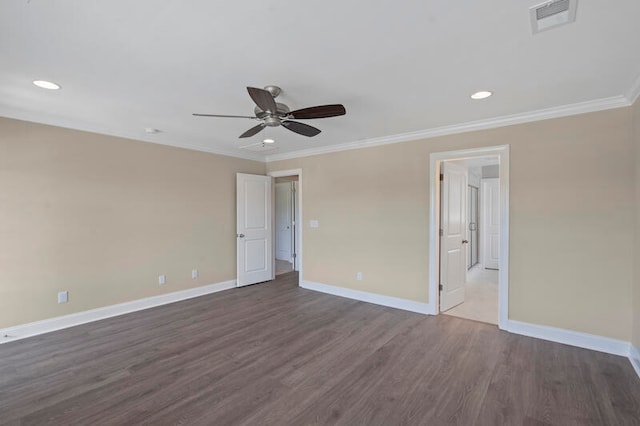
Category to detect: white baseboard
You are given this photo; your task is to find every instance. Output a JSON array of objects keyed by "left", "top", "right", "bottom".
[
  {"left": 0, "top": 279, "right": 237, "bottom": 344},
  {"left": 630, "top": 345, "right": 640, "bottom": 378},
  {"left": 506, "top": 319, "right": 630, "bottom": 357},
  {"left": 4, "top": 278, "right": 639, "bottom": 381},
  {"left": 300, "top": 280, "right": 435, "bottom": 315}
]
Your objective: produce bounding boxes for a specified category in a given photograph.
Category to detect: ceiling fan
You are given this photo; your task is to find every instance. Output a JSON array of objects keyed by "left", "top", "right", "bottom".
[{"left": 193, "top": 85, "right": 346, "bottom": 138}]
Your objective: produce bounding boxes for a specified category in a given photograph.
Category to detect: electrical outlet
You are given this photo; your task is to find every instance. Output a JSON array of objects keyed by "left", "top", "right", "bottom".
[
  {"left": 159, "top": 275, "right": 166, "bottom": 286},
  {"left": 58, "top": 291, "right": 68, "bottom": 304},
  {"left": 356, "top": 272, "right": 363, "bottom": 281},
  {"left": 192, "top": 269, "right": 198, "bottom": 279}
]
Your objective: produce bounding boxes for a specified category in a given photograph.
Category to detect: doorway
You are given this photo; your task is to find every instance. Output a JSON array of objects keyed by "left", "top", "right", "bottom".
[
  {"left": 440, "top": 156, "right": 500, "bottom": 325},
  {"left": 268, "top": 169, "right": 302, "bottom": 282},
  {"left": 274, "top": 176, "right": 298, "bottom": 275},
  {"left": 428, "top": 146, "right": 510, "bottom": 330}
]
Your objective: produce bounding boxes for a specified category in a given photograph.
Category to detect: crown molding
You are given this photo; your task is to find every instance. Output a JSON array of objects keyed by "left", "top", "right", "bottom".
[
  {"left": 0, "top": 110, "right": 265, "bottom": 162},
  {"left": 3, "top": 88, "right": 636, "bottom": 165},
  {"left": 265, "top": 95, "right": 630, "bottom": 162},
  {"left": 626, "top": 72, "right": 640, "bottom": 105}
]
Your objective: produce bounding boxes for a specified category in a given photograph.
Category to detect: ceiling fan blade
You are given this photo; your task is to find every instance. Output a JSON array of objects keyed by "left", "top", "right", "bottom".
[
  {"left": 288, "top": 104, "right": 346, "bottom": 119},
  {"left": 247, "top": 87, "right": 277, "bottom": 114},
  {"left": 193, "top": 113, "right": 257, "bottom": 119},
  {"left": 239, "top": 123, "right": 266, "bottom": 138},
  {"left": 282, "top": 120, "right": 321, "bottom": 137}
]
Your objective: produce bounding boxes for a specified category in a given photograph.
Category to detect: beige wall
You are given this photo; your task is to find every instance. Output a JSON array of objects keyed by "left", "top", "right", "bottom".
[
  {"left": 268, "top": 108, "right": 635, "bottom": 341},
  {"left": 0, "top": 117, "right": 264, "bottom": 328},
  {"left": 2, "top": 106, "right": 637, "bottom": 343},
  {"left": 634, "top": 97, "right": 640, "bottom": 348}
]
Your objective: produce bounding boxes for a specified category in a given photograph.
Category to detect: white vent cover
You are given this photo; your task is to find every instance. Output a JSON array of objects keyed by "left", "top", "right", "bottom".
[{"left": 530, "top": 0, "right": 577, "bottom": 34}]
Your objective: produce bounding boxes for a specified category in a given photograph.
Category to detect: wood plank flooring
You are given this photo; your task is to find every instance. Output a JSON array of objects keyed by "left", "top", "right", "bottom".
[{"left": 1, "top": 272, "right": 639, "bottom": 425}]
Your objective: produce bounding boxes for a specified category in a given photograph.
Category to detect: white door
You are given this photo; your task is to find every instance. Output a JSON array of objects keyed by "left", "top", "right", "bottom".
[
  {"left": 440, "top": 162, "right": 468, "bottom": 312},
  {"left": 237, "top": 173, "right": 274, "bottom": 287},
  {"left": 275, "top": 182, "right": 293, "bottom": 262},
  {"left": 482, "top": 178, "right": 500, "bottom": 270}
]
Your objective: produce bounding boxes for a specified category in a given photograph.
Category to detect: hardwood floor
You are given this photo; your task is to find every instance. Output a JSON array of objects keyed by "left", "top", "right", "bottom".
[{"left": 1, "top": 272, "right": 639, "bottom": 425}]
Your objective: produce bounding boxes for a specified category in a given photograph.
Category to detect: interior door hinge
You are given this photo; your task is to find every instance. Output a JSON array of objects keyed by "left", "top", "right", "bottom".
[
  {"left": 439, "top": 284, "right": 443, "bottom": 291},
  {"left": 440, "top": 173, "right": 444, "bottom": 181},
  {"left": 439, "top": 228, "right": 443, "bottom": 237},
  {"left": 292, "top": 253, "right": 296, "bottom": 258}
]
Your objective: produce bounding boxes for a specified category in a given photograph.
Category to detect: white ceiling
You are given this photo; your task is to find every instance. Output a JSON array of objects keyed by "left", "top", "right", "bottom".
[{"left": 1, "top": 1, "right": 639, "bottom": 161}]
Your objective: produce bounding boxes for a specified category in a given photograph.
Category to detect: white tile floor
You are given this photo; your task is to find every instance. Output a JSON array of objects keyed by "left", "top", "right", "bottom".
[{"left": 442, "top": 265, "right": 499, "bottom": 325}]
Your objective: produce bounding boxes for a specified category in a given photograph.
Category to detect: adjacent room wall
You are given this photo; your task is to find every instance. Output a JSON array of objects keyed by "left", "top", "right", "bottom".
[
  {"left": 482, "top": 164, "right": 499, "bottom": 179},
  {"left": 268, "top": 107, "right": 635, "bottom": 341},
  {"left": 0, "top": 117, "right": 264, "bottom": 329},
  {"left": 633, "top": 96, "right": 640, "bottom": 349}
]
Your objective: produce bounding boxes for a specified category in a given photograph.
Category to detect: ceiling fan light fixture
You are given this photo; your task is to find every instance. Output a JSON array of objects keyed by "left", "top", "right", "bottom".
[
  {"left": 471, "top": 91, "right": 493, "bottom": 100},
  {"left": 33, "top": 80, "right": 61, "bottom": 90}
]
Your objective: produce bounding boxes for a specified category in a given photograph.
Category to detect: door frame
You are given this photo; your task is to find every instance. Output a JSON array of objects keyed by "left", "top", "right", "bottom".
[
  {"left": 428, "top": 145, "right": 510, "bottom": 329},
  {"left": 267, "top": 168, "right": 303, "bottom": 284}
]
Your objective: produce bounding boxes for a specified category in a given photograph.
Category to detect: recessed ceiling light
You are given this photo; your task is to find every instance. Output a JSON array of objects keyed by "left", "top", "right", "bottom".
[
  {"left": 144, "top": 128, "right": 161, "bottom": 134},
  {"left": 33, "top": 80, "right": 61, "bottom": 90},
  {"left": 471, "top": 91, "right": 492, "bottom": 100},
  {"left": 263, "top": 138, "right": 275, "bottom": 144}
]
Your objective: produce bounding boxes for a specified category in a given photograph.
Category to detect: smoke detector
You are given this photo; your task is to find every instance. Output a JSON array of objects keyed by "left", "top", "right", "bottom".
[{"left": 530, "top": 0, "right": 577, "bottom": 34}]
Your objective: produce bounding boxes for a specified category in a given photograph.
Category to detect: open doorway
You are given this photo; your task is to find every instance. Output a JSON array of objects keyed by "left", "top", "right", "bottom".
[
  {"left": 441, "top": 157, "right": 500, "bottom": 324},
  {"left": 428, "top": 146, "right": 510, "bottom": 330},
  {"left": 274, "top": 176, "right": 298, "bottom": 275},
  {"left": 268, "top": 169, "right": 302, "bottom": 282}
]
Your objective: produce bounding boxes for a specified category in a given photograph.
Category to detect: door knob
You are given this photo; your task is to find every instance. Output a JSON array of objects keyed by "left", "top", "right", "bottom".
[
  {"left": 237, "top": 233, "right": 245, "bottom": 238},
  {"left": 462, "top": 239, "right": 469, "bottom": 244}
]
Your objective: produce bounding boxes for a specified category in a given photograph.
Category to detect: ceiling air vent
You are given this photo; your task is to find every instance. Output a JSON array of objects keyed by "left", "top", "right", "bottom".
[{"left": 530, "top": 0, "right": 577, "bottom": 34}]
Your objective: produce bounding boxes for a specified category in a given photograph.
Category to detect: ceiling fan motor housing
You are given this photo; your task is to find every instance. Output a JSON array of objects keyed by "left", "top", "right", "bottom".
[
  {"left": 264, "top": 116, "right": 280, "bottom": 127},
  {"left": 263, "top": 85, "right": 282, "bottom": 98},
  {"left": 254, "top": 102, "right": 290, "bottom": 120}
]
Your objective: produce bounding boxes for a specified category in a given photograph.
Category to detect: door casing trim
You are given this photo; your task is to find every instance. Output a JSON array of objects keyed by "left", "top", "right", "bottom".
[{"left": 428, "top": 145, "right": 510, "bottom": 329}]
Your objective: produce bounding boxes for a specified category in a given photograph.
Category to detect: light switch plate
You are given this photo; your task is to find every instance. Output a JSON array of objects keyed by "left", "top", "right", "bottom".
[
  {"left": 310, "top": 220, "right": 319, "bottom": 228},
  {"left": 58, "top": 291, "right": 68, "bottom": 304}
]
